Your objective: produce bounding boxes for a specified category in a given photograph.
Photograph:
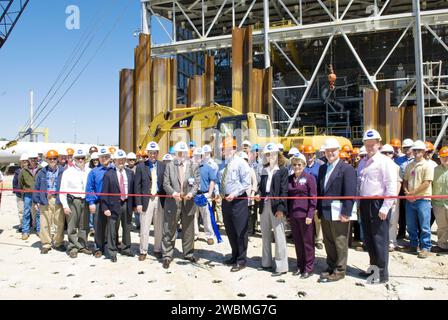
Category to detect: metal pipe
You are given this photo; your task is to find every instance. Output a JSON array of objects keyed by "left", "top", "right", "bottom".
[
  {"left": 202, "top": 0, "right": 205, "bottom": 37},
  {"left": 397, "top": 82, "right": 416, "bottom": 108},
  {"left": 285, "top": 33, "right": 335, "bottom": 136},
  {"left": 413, "top": 0, "right": 426, "bottom": 140},
  {"left": 173, "top": 1, "right": 176, "bottom": 42},
  {"left": 272, "top": 41, "right": 307, "bottom": 84},
  {"left": 232, "top": 0, "right": 235, "bottom": 28},
  {"left": 239, "top": 0, "right": 256, "bottom": 28},
  {"left": 148, "top": 6, "right": 173, "bottom": 41},
  {"left": 272, "top": 94, "right": 292, "bottom": 119},
  {"left": 434, "top": 117, "right": 448, "bottom": 149},
  {"left": 263, "top": 0, "right": 270, "bottom": 68},
  {"left": 340, "top": 0, "right": 354, "bottom": 20},
  {"left": 373, "top": 22, "right": 413, "bottom": 78},
  {"left": 277, "top": 0, "right": 300, "bottom": 26},
  {"left": 272, "top": 85, "right": 308, "bottom": 90},
  {"left": 424, "top": 24, "right": 448, "bottom": 53},
  {"left": 142, "top": 2, "right": 150, "bottom": 34},
  {"left": 175, "top": 1, "right": 202, "bottom": 38},
  {"left": 340, "top": 29, "right": 378, "bottom": 91},
  {"left": 336, "top": 0, "right": 339, "bottom": 20},
  {"left": 317, "top": 0, "right": 336, "bottom": 21},
  {"left": 205, "top": 0, "right": 228, "bottom": 37},
  {"left": 30, "top": 90, "right": 34, "bottom": 142},
  {"left": 378, "top": 0, "right": 392, "bottom": 16}
]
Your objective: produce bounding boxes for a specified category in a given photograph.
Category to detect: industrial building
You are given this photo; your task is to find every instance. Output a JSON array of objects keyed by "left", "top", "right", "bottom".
[{"left": 119, "top": 0, "right": 448, "bottom": 154}]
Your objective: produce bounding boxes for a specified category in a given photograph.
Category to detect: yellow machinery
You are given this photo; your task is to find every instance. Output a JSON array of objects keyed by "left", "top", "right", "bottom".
[{"left": 139, "top": 104, "right": 352, "bottom": 154}]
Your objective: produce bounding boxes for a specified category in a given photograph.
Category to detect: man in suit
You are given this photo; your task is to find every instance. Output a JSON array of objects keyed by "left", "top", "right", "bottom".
[
  {"left": 162, "top": 141, "right": 200, "bottom": 269},
  {"left": 317, "top": 138, "right": 357, "bottom": 282},
  {"left": 135, "top": 141, "right": 166, "bottom": 261},
  {"left": 101, "top": 150, "right": 135, "bottom": 262}
]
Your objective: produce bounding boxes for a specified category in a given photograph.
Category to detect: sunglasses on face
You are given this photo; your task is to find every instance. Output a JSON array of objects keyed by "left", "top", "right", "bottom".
[
  {"left": 292, "top": 163, "right": 303, "bottom": 167},
  {"left": 382, "top": 152, "right": 393, "bottom": 155},
  {"left": 75, "top": 157, "right": 86, "bottom": 160},
  {"left": 48, "top": 158, "right": 57, "bottom": 161}
]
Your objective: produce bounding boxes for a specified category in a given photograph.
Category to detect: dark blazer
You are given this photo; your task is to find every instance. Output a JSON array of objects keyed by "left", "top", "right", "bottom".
[
  {"left": 259, "top": 166, "right": 288, "bottom": 215},
  {"left": 33, "top": 166, "right": 65, "bottom": 205},
  {"left": 317, "top": 160, "right": 357, "bottom": 220},
  {"left": 101, "top": 167, "right": 134, "bottom": 217},
  {"left": 287, "top": 172, "right": 317, "bottom": 219},
  {"left": 134, "top": 160, "right": 166, "bottom": 211}
]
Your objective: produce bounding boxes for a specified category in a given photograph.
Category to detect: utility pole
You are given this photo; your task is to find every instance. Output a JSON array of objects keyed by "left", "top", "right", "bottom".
[
  {"left": 413, "top": 0, "right": 425, "bottom": 140},
  {"left": 29, "top": 90, "right": 34, "bottom": 142},
  {"left": 73, "top": 120, "right": 77, "bottom": 144}
]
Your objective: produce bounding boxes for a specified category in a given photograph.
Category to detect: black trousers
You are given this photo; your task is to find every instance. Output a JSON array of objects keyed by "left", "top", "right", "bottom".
[
  {"left": 360, "top": 199, "right": 390, "bottom": 281},
  {"left": 94, "top": 203, "right": 108, "bottom": 253},
  {"left": 223, "top": 194, "right": 249, "bottom": 265},
  {"left": 107, "top": 201, "right": 132, "bottom": 257},
  {"left": 398, "top": 188, "right": 407, "bottom": 239},
  {"left": 248, "top": 202, "right": 259, "bottom": 235}
]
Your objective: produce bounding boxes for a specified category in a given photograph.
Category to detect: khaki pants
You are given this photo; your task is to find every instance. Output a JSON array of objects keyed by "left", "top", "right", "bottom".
[
  {"left": 314, "top": 211, "right": 323, "bottom": 244},
  {"left": 66, "top": 197, "right": 88, "bottom": 251},
  {"left": 260, "top": 201, "right": 288, "bottom": 273},
  {"left": 433, "top": 205, "right": 448, "bottom": 250},
  {"left": 39, "top": 196, "right": 65, "bottom": 249},
  {"left": 140, "top": 197, "right": 164, "bottom": 255},
  {"left": 321, "top": 218, "right": 350, "bottom": 274},
  {"left": 214, "top": 200, "right": 223, "bottom": 225},
  {"left": 389, "top": 202, "right": 400, "bottom": 246},
  {"left": 16, "top": 197, "right": 24, "bottom": 228}
]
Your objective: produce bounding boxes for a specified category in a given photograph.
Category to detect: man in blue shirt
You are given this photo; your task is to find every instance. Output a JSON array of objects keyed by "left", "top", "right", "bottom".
[
  {"left": 193, "top": 147, "right": 217, "bottom": 245},
  {"left": 85, "top": 147, "right": 112, "bottom": 257}
]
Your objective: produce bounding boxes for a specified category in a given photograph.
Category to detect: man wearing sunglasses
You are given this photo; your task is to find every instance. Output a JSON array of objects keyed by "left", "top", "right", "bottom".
[{"left": 33, "top": 150, "right": 66, "bottom": 254}]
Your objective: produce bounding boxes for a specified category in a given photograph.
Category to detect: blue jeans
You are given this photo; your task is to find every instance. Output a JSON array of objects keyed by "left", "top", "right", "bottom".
[
  {"left": 22, "top": 193, "right": 40, "bottom": 234},
  {"left": 89, "top": 212, "right": 95, "bottom": 230},
  {"left": 406, "top": 199, "right": 432, "bottom": 250}
]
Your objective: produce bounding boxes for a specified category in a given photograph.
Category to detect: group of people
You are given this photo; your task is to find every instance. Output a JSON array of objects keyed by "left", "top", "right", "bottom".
[{"left": 8, "top": 129, "right": 448, "bottom": 284}]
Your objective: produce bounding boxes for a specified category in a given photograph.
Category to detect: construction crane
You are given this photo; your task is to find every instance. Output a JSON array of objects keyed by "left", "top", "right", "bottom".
[{"left": 0, "top": 0, "right": 30, "bottom": 49}]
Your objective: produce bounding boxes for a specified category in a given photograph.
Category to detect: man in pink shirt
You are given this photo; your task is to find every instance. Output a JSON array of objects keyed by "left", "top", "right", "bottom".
[{"left": 357, "top": 129, "right": 398, "bottom": 284}]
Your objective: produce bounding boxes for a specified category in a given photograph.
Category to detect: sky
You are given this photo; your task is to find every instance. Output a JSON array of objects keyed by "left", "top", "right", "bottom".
[{"left": 0, "top": 0, "right": 171, "bottom": 145}]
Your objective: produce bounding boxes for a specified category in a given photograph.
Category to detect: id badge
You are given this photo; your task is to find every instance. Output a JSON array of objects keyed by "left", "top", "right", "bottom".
[{"left": 299, "top": 178, "right": 306, "bottom": 185}]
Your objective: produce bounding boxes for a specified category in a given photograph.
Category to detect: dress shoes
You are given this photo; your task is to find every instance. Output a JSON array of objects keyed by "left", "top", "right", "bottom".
[
  {"left": 271, "top": 271, "right": 287, "bottom": 277},
  {"left": 223, "top": 258, "right": 236, "bottom": 266},
  {"left": 94, "top": 251, "right": 103, "bottom": 258},
  {"left": 230, "top": 264, "right": 246, "bottom": 272},
  {"left": 54, "top": 244, "right": 67, "bottom": 252},
  {"left": 69, "top": 249, "right": 78, "bottom": 259},
  {"left": 184, "top": 256, "right": 199, "bottom": 263},
  {"left": 162, "top": 259, "right": 171, "bottom": 269},
  {"left": 319, "top": 272, "right": 345, "bottom": 283},
  {"left": 79, "top": 248, "right": 92, "bottom": 255},
  {"left": 138, "top": 254, "right": 147, "bottom": 261},
  {"left": 40, "top": 247, "right": 51, "bottom": 254},
  {"left": 359, "top": 270, "right": 374, "bottom": 278},
  {"left": 154, "top": 251, "right": 163, "bottom": 259},
  {"left": 120, "top": 250, "right": 134, "bottom": 257},
  {"left": 110, "top": 256, "right": 117, "bottom": 263},
  {"left": 300, "top": 272, "right": 312, "bottom": 279}
]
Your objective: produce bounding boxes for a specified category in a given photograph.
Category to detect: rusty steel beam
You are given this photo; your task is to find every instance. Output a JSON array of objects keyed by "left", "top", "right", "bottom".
[
  {"left": 205, "top": 54, "right": 215, "bottom": 106},
  {"left": 119, "top": 69, "right": 135, "bottom": 152},
  {"left": 232, "top": 27, "right": 244, "bottom": 113},
  {"left": 362, "top": 88, "right": 378, "bottom": 131}
]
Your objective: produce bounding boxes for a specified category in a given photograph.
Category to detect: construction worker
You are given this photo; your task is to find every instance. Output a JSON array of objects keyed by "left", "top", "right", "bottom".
[
  {"left": 87, "top": 152, "right": 99, "bottom": 169},
  {"left": 193, "top": 147, "right": 216, "bottom": 245},
  {"left": 317, "top": 138, "right": 357, "bottom": 283},
  {"left": 303, "top": 145, "right": 323, "bottom": 250},
  {"left": 402, "top": 140, "right": 434, "bottom": 258},
  {"left": 218, "top": 138, "right": 251, "bottom": 272},
  {"left": 395, "top": 138, "right": 414, "bottom": 240},
  {"left": 57, "top": 148, "right": 69, "bottom": 168},
  {"left": 135, "top": 141, "right": 166, "bottom": 261},
  {"left": 390, "top": 138, "right": 403, "bottom": 158},
  {"left": 242, "top": 140, "right": 252, "bottom": 154},
  {"left": 339, "top": 151, "right": 351, "bottom": 164},
  {"left": 85, "top": 147, "right": 112, "bottom": 258},
  {"left": 161, "top": 141, "right": 200, "bottom": 269},
  {"left": 359, "top": 146, "right": 367, "bottom": 160},
  {"left": 431, "top": 146, "right": 448, "bottom": 253},
  {"left": 249, "top": 143, "right": 263, "bottom": 233},
  {"left": 162, "top": 153, "right": 173, "bottom": 164},
  {"left": 351, "top": 147, "right": 361, "bottom": 168},
  {"left": 19, "top": 151, "right": 41, "bottom": 240},
  {"left": 424, "top": 141, "right": 438, "bottom": 228},
  {"left": 380, "top": 144, "right": 403, "bottom": 252},
  {"left": 342, "top": 144, "right": 352, "bottom": 157},
  {"left": 240, "top": 151, "right": 258, "bottom": 236},
  {"left": 256, "top": 143, "right": 289, "bottom": 277},
  {"left": 33, "top": 150, "right": 66, "bottom": 254},
  {"left": 203, "top": 144, "right": 222, "bottom": 227},
  {"left": 357, "top": 130, "right": 397, "bottom": 284},
  {"left": 67, "top": 148, "right": 75, "bottom": 167},
  {"left": 102, "top": 150, "right": 135, "bottom": 262},
  {"left": 59, "top": 149, "right": 92, "bottom": 258},
  {"left": 13, "top": 153, "right": 28, "bottom": 232}
]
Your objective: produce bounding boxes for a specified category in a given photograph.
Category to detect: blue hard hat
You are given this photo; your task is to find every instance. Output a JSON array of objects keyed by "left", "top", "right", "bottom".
[
  {"left": 189, "top": 141, "right": 196, "bottom": 147},
  {"left": 251, "top": 144, "right": 260, "bottom": 152},
  {"left": 169, "top": 146, "right": 175, "bottom": 154}
]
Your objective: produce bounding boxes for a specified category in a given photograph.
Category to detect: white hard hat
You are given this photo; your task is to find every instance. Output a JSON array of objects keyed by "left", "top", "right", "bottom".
[
  {"left": 98, "top": 146, "right": 110, "bottom": 156},
  {"left": 73, "top": 149, "right": 87, "bottom": 158},
  {"left": 291, "top": 153, "right": 306, "bottom": 164},
  {"left": 380, "top": 144, "right": 394, "bottom": 153},
  {"left": 411, "top": 140, "right": 426, "bottom": 150},
  {"left": 202, "top": 145, "right": 212, "bottom": 153},
  {"left": 40, "top": 161, "right": 48, "bottom": 168},
  {"left": 174, "top": 141, "right": 189, "bottom": 153},
  {"left": 402, "top": 138, "right": 414, "bottom": 148},
  {"left": 319, "top": 145, "right": 326, "bottom": 152},
  {"left": 363, "top": 129, "right": 382, "bottom": 142},
  {"left": 288, "top": 147, "right": 299, "bottom": 156},
  {"left": 162, "top": 154, "right": 174, "bottom": 161},
  {"left": 114, "top": 149, "right": 127, "bottom": 159},
  {"left": 193, "top": 147, "right": 203, "bottom": 156},
  {"left": 146, "top": 141, "right": 160, "bottom": 151},
  {"left": 277, "top": 143, "right": 285, "bottom": 151},
  {"left": 90, "top": 152, "right": 99, "bottom": 160},
  {"left": 28, "top": 151, "right": 38, "bottom": 159},
  {"left": 20, "top": 153, "right": 29, "bottom": 161},
  {"left": 359, "top": 146, "right": 367, "bottom": 155},
  {"left": 240, "top": 151, "right": 249, "bottom": 160},
  {"left": 323, "top": 138, "right": 340, "bottom": 150},
  {"left": 242, "top": 140, "right": 252, "bottom": 147},
  {"left": 126, "top": 152, "right": 137, "bottom": 160},
  {"left": 263, "top": 142, "right": 279, "bottom": 153}
]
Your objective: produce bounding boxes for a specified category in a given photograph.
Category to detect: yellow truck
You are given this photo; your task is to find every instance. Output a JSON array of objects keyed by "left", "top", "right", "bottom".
[{"left": 139, "top": 104, "right": 352, "bottom": 154}]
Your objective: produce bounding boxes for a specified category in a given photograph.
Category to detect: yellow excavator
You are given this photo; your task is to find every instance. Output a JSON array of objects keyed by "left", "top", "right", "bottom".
[{"left": 139, "top": 104, "right": 352, "bottom": 154}]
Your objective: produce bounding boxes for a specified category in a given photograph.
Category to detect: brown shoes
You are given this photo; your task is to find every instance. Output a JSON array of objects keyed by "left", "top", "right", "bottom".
[
  {"left": 79, "top": 248, "right": 92, "bottom": 255},
  {"left": 230, "top": 264, "right": 246, "bottom": 272},
  {"left": 154, "top": 252, "right": 162, "bottom": 259},
  {"left": 207, "top": 238, "right": 214, "bottom": 245},
  {"left": 94, "top": 251, "right": 103, "bottom": 258},
  {"left": 162, "top": 259, "right": 171, "bottom": 269},
  {"left": 138, "top": 254, "right": 147, "bottom": 261},
  {"left": 418, "top": 250, "right": 431, "bottom": 259},
  {"left": 319, "top": 272, "right": 345, "bottom": 283},
  {"left": 184, "top": 256, "right": 199, "bottom": 263},
  {"left": 40, "top": 247, "right": 50, "bottom": 254},
  {"left": 69, "top": 250, "right": 78, "bottom": 259}
]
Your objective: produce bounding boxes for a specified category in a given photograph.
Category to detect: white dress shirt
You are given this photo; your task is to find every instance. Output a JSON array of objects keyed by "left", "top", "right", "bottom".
[{"left": 59, "top": 165, "right": 91, "bottom": 209}]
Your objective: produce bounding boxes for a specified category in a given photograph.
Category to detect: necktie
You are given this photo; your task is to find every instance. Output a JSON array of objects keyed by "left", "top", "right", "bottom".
[
  {"left": 151, "top": 165, "right": 157, "bottom": 195},
  {"left": 179, "top": 162, "right": 185, "bottom": 193},
  {"left": 220, "top": 163, "right": 229, "bottom": 197},
  {"left": 119, "top": 170, "right": 126, "bottom": 201}
]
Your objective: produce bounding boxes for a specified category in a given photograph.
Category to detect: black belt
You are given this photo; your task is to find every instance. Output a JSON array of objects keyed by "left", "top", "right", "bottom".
[
  {"left": 225, "top": 192, "right": 247, "bottom": 198},
  {"left": 67, "top": 194, "right": 84, "bottom": 200}
]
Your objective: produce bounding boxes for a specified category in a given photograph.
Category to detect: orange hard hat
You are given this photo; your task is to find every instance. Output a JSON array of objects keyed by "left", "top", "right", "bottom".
[
  {"left": 352, "top": 147, "right": 360, "bottom": 155},
  {"left": 298, "top": 144, "right": 305, "bottom": 153},
  {"left": 222, "top": 138, "right": 237, "bottom": 149},
  {"left": 67, "top": 148, "right": 75, "bottom": 156},
  {"left": 439, "top": 146, "right": 448, "bottom": 157},
  {"left": 303, "top": 145, "right": 315, "bottom": 154},
  {"left": 46, "top": 149, "right": 59, "bottom": 158},
  {"left": 328, "top": 73, "right": 337, "bottom": 82},
  {"left": 390, "top": 138, "right": 401, "bottom": 148},
  {"left": 425, "top": 141, "right": 435, "bottom": 151},
  {"left": 342, "top": 144, "right": 352, "bottom": 153},
  {"left": 109, "top": 147, "right": 117, "bottom": 154},
  {"left": 339, "top": 151, "right": 350, "bottom": 159}
]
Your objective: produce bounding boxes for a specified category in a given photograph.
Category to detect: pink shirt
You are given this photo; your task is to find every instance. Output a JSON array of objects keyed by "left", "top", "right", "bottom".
[{"left": 358, "top": 152, "right": 398, "bottom": 214}]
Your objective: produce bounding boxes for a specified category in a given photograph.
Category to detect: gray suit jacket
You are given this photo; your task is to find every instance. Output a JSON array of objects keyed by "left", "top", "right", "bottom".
[{"left": 163, "top": 159, "right": 200, "bottom": 216}]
